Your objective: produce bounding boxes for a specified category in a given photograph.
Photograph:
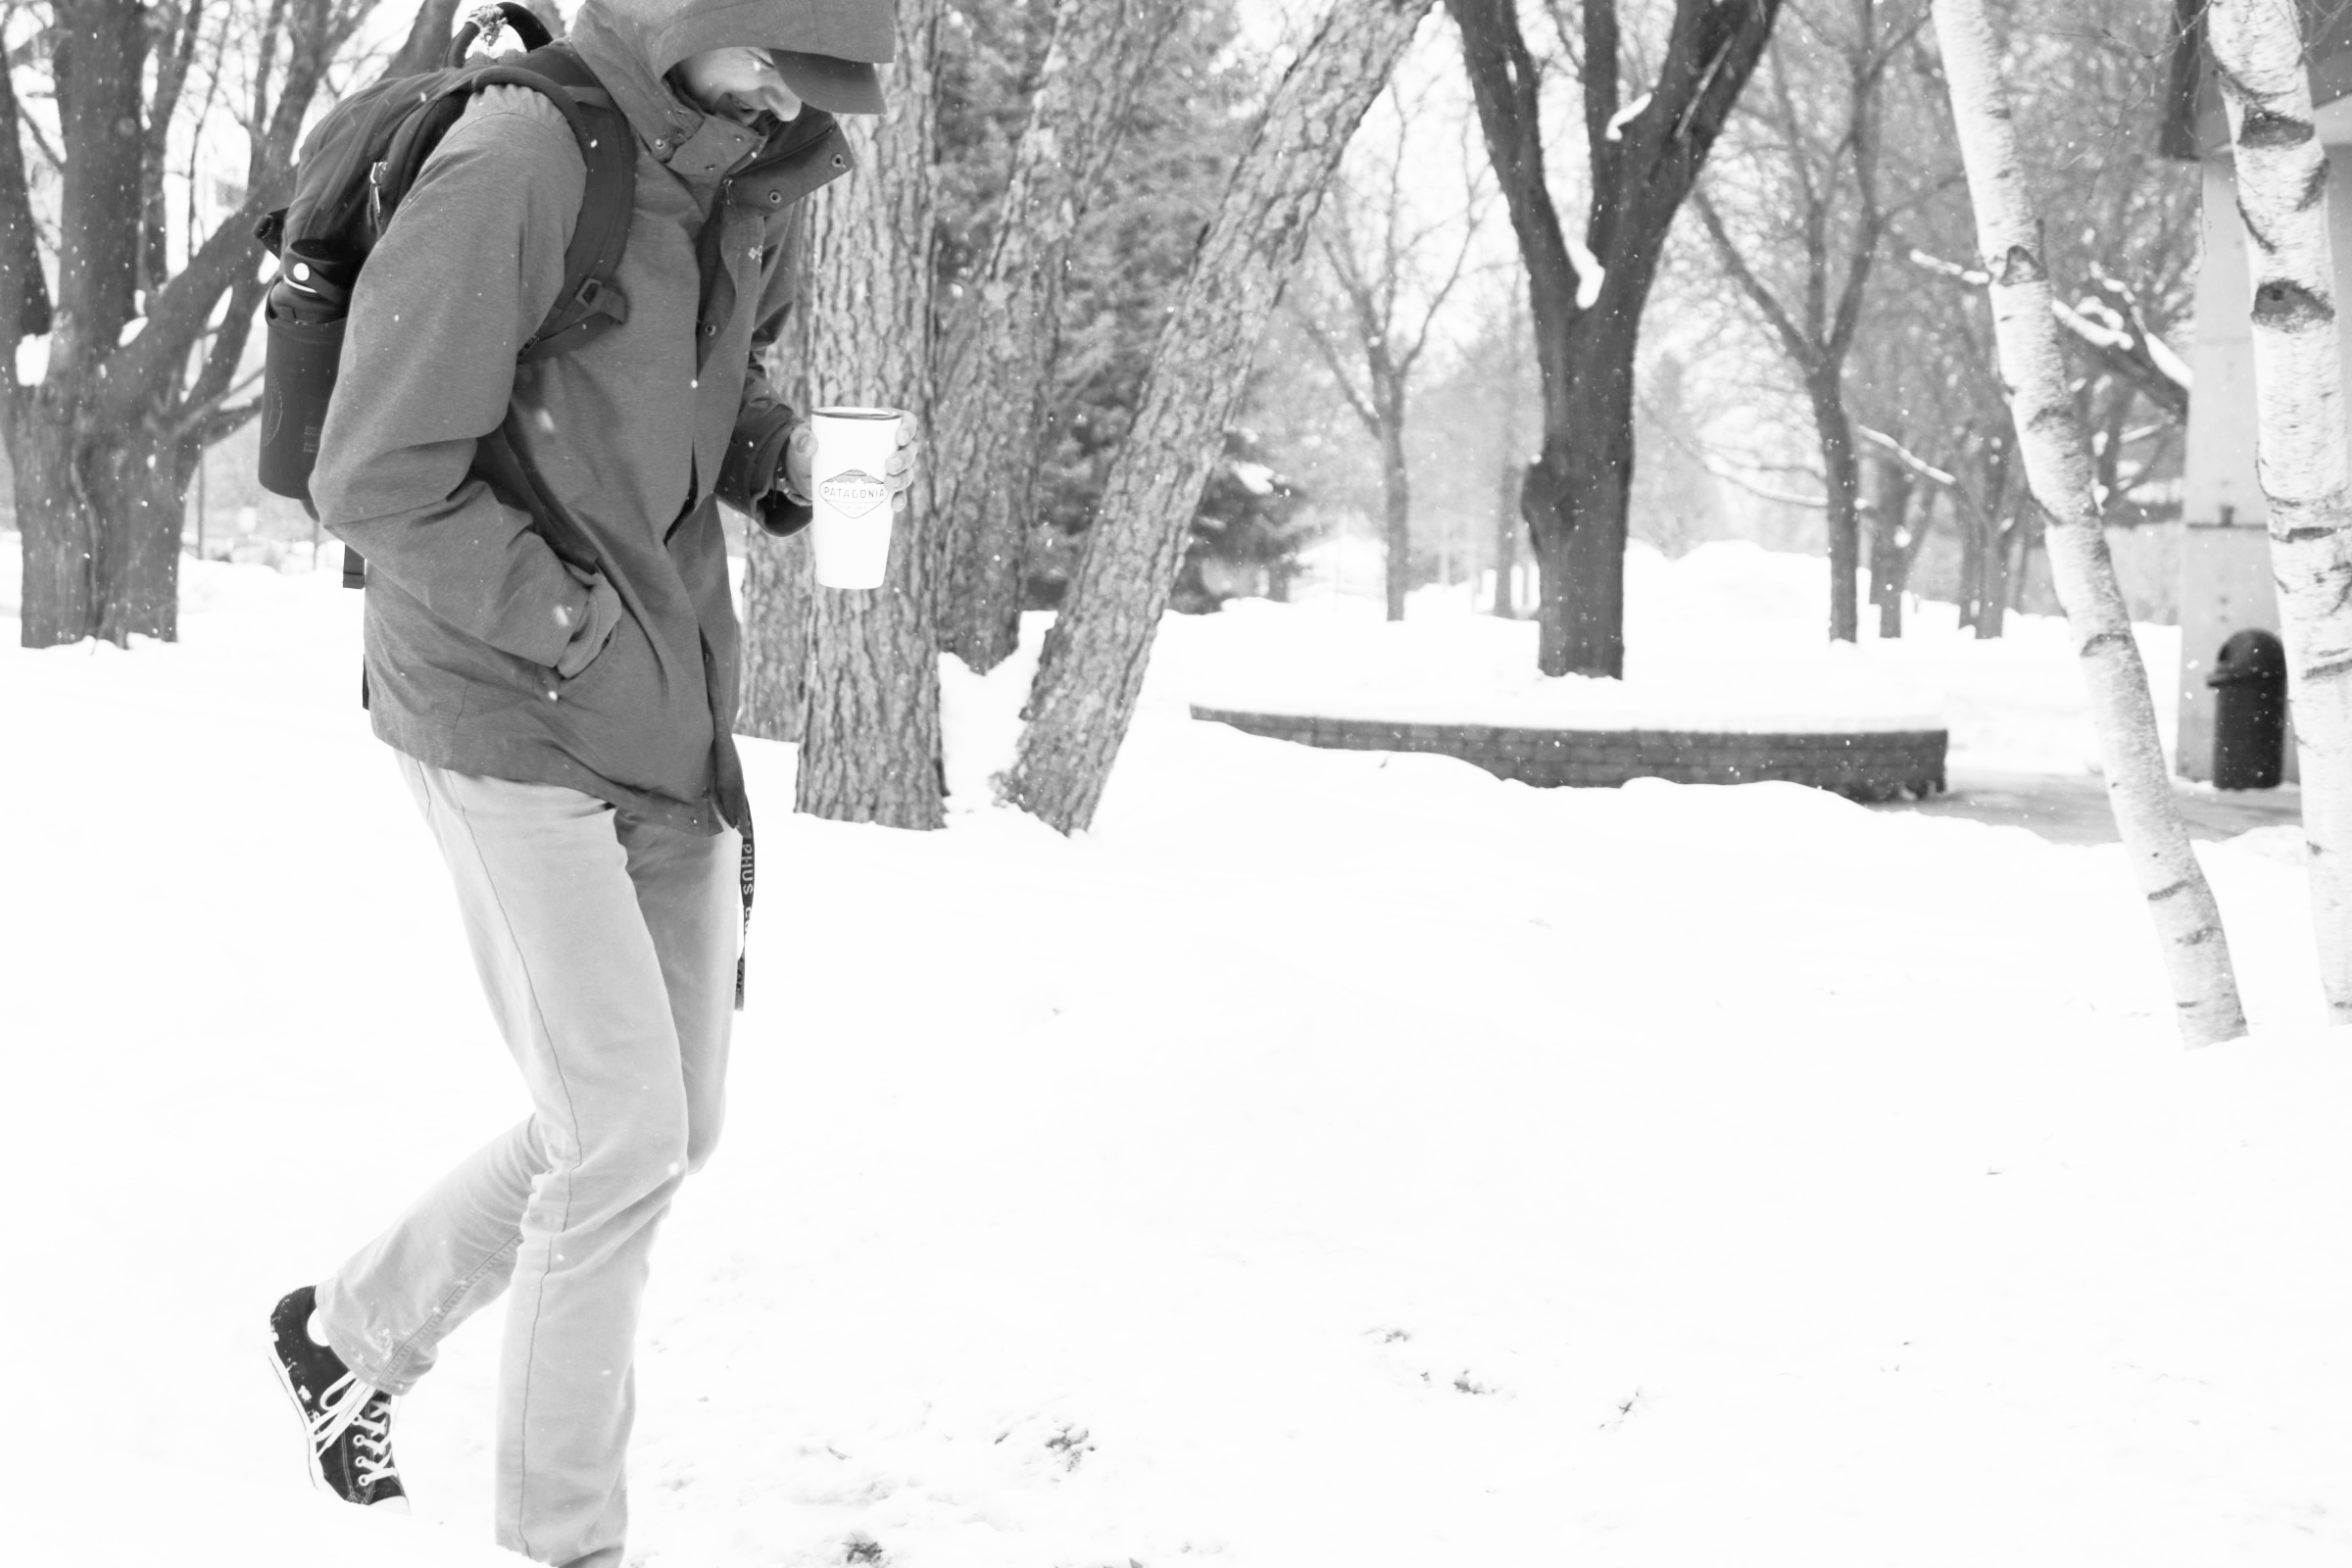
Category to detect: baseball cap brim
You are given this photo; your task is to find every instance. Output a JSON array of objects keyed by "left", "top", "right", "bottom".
[{"left": 768, "top": 50, "right": 886, "bottom": 116}]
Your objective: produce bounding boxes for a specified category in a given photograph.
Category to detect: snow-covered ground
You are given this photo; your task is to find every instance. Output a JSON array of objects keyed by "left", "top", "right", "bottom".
[{"left": 2, "top": 543, "right": 2345, "bottom": 1567}]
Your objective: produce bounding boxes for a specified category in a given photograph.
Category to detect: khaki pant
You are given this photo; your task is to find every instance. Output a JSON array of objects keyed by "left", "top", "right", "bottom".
[{"left": 317, "top": 756, "right": 739, "bottom": 1568}]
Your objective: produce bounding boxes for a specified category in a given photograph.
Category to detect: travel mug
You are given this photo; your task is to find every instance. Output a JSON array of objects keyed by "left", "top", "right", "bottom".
[{"left": 808, "top": 406, "right": 903, "bottom": 590}]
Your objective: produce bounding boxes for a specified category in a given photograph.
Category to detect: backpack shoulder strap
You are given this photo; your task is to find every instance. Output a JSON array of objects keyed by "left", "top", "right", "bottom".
[{"left": 471, "top": 43, "right": 637, "bottom": 364}]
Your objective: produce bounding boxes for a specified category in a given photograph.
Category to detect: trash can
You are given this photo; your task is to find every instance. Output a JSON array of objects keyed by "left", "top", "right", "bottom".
[{"left": 2207, "top": 628, "right": 2287, "bottom": 790}]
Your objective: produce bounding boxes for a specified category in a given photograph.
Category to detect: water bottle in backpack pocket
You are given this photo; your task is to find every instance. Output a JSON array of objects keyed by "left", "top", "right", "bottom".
[{"left": 257, "top": 242, "right": 354, "bottom": 505}]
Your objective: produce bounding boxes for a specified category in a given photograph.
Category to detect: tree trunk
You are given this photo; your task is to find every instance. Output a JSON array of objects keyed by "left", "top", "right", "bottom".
[
  {"left": 1954, "top": 483, "right": 1983, "bottom": 632},
  {"left": 20, "top": 0, "right": 155, "bottom": 647},
  {"left": 1528, "top": 338, "right": 1636, "bottom": 670},
  {"left": 739, "top": 531, "right": 814, "bottom": 744},
  {"left": 1380, "top": 395, "right": 1410, "bottom": 620},
  {"left": 1960, "top": 436, "right": 2011, "bottom": 638},
  {"left": 739, "top": 222, "right": 811, "bottom": 744},
  {"left": 1493, "top": 445, "right": 1521, "bottom": 615},
  {"left": 1809, "top": 368, "right": 1861, "bottom": 642},
  {"left": 2004, "top": 508, "right": 2037, "bottom": 612},
  {"left": 1866, "top": 454, "right": 1913, "bottom": 636},
  {"left": 935, "top": 0, "right": 1184, "bottom": 672},
  {"left": 1453, "top": 0, "right": 1781, "bottom": 678},
  {"left": 1000, "top": 0, "right": 1436, "bottom": 834},
  {"left": 1975, "top": 513, "right": 2009, "bottom": 639},
  {"left": 16, "top": 0, "right": 382, "bottom": 649},
  {"left": 1491, "top": 298, "right": 1526, "bottom": 618},
  {"left": 2208, "top": 0, "right": 2352, "bottom": 1022},
  {"left": 795, "top": 0, "right": 945, "bottom": 828},
  {"left": 1934, "top": 0, "right": 2245, "bottom": 1047}
]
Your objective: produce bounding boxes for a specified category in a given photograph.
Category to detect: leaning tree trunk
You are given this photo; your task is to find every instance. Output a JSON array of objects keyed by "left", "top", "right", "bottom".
[
  {"left": 1000, "top": 0, "right": 1437, "bottom": 833},
  {"left": 934, "top": 0, "right": 1185, "bottom": 673},
  {"left": 2208, "top": 0, "right": 2352, "bottom": 1022},
  {"left": 795, "top": 0, "right": 945, "bottom": 828},
  {"left": 1934, "top": 0, "right": 2245, "bottom": 1047}
]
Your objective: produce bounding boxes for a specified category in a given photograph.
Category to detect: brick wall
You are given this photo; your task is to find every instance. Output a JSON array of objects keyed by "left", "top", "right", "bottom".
[{"left": 1191, "top": 708, "right": 1947, "bottom": 802}]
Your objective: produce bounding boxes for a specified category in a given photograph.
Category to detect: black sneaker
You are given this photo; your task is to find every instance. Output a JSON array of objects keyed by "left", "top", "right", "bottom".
[{"left": 265, "top": 1284, "right": 408, "bottom": 1511}]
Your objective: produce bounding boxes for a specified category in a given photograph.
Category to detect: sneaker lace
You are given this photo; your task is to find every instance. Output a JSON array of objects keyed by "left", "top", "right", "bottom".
[
  {"left": 309, "top": 1368, "right": 385, "bottom": 1453},
  {"left": 348, "top": 1391, "right": 398, "bottom": 1490}
]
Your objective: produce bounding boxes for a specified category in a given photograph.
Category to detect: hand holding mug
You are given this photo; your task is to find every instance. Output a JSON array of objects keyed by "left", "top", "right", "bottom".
[
  {"left": 882, "top": 415, "right": 917, "bottom": 514},
  {"left": 784, "top": 415, "right": 916, "bottom": 513}
]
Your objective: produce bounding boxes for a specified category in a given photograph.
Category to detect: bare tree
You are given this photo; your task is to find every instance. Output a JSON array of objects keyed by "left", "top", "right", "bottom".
[
  {"left": 2207, "top": 0, "right": 2352, "bottom": 1022},
  {"left": 1290, "top": 74, "right": 1490, "bottom": 621},
  {"left": 11, "top": 0, "right": 406, "bottom": 647},
  {"left": 933, "top": 0, "right": 1186, "bottom": 672},
  {"left": 1859, "top": 0, "right": 2195, "bottom": 637},
  {"left": 795, "top": 0, "right": 946, "bottom": 828},
  {"left": 1692, "top": 0, "right": 1923, "bottom": 642},
  {"left": 1933, "top": 0, "right": 2244, "bottom": 1047},
  {"left": 1001, "top": 0, "right": 1440, "bottom": 834},
  {"left": 1449, "top": 0, "right": 1781, "bottom": 677}
]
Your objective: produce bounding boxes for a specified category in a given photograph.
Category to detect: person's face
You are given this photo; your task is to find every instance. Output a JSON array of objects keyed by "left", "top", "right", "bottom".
[{"left": 674, "top": 47, "right": 805, "bottom": 125}]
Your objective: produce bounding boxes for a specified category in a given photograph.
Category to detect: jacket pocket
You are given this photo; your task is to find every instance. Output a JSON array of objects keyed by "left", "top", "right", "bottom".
[{"left": 549, "top": 609, "right": 702, "bottom": 798}]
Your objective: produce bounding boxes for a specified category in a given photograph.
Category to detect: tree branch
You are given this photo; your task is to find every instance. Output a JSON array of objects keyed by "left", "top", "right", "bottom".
[
  {"left": 1898, "top": 241, "right": 2189, "bottom": 421},
  {"left": 1691, "top": 185, "right": 1817, "bottom": 371}
]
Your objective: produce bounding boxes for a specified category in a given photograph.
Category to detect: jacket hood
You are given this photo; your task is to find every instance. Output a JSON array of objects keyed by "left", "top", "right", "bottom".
[
  {"left": 573, "top": 0, "right": 892, "bottom": 80},
  {"left": 570, "top": 0, "right": 893, "bottom": 148}
]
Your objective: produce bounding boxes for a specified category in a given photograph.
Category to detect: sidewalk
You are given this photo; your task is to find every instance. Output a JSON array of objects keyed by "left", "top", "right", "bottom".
[{"left": 1872, "top": 767, "right": 2301, "bottom": 847}]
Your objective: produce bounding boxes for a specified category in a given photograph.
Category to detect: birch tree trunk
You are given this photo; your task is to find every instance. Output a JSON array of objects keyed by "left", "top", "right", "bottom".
[
  {"left": 2207, "top": 0, "right": 2352, "bottom": 1022},
  {"left": 934, "top": 0, "right": 1185, "bottom": 673},
  {"left": 1000, "top": 0, "right": 1437, "bottom": 833},
  {"left": 1933, "top": 0, "right": 2245, "bottom": 1046},
  {"left": 796, "top": 0, "right": 945, "bottom": 828}
]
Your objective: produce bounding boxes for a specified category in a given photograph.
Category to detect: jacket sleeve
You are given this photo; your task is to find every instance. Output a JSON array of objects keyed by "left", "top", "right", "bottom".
[
  {"left": 310, "top": 88, "right": 594, "bottom": 669},
  {"left": 715, "top": 217, "right": 812, "bottom": 537}
]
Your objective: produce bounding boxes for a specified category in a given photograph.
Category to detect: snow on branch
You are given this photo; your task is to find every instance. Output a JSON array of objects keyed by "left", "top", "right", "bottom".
[
  {"left": 1855, "top": 424, "right": 1957, "bottom": 488},
  {"left": 1604, "top": 91, "right": 1652, "bottom": 141},
  {"left": 1905, "top": 246, "right": 1987, "bottom": 286},
  {"left": 1565, "top": 229, "right": 1605, "bottom": 310},
  {"left": 1900, "top": 245, "right": 2190, "bottom": 419}
]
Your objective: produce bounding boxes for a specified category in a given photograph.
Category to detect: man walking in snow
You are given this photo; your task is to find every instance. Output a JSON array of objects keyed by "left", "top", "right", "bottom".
[{"left": 262, "top": 0, "right": 910, "bottom": 1562}]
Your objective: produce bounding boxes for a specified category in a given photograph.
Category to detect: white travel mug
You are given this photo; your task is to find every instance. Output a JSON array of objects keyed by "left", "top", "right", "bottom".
[{"left": 808, "top": 406, "right": 904, "bottom": 590}]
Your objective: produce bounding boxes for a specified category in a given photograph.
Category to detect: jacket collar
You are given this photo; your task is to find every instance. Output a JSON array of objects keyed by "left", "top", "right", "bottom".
[{"left": 567, "top": 8, "right": 749, "bottom": 180}]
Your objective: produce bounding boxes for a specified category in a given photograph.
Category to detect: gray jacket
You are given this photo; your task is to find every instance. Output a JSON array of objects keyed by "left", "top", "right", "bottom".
[{"left": 313, "top": 0, "right": 876, "bottom": 832}]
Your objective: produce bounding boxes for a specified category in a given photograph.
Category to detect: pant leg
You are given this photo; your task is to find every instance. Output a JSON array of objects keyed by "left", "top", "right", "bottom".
[
  {"left": 612, "top": 804, "right": 739, "bottom": 1175},
  {"left": 315, "top": 1116, "right": 543, "bottom": 1392},
  {"left": 319, "top": 756, "right": 736, "bottom": 1568}
]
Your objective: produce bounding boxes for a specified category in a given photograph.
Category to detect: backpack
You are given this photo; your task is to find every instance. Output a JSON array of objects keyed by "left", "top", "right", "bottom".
[{"left": 255, "top": 2, "right": 633, "bottom": 588}]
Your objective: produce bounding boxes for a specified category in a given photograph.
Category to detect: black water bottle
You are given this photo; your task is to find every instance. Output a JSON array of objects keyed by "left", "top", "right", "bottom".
[{"left": 257, "top": 244, "right": 354, "bottom": 503}]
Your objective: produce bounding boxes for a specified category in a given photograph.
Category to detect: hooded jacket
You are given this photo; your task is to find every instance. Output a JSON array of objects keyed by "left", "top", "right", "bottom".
[{"left": 312, "top": 0, "right": 887, "bottom": 834}]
